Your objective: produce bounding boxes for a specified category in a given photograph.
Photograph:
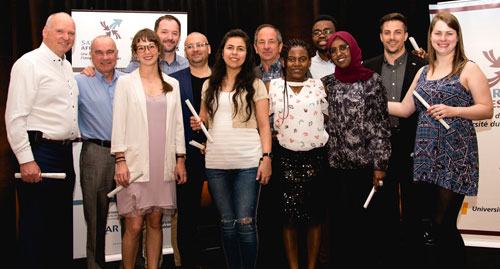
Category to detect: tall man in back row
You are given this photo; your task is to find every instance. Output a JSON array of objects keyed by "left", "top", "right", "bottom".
[
  {"left": 310, "top": 15, "right": 337, "bottom": 79},
  {"left": 5, "top": 12, "right": 79, "bottom": 269},
  {"left": 125, "top": 14, "right": 188, "bottom": 74},
  {"left": 363, "top": 12, "right": 428, "bottom": 267}
]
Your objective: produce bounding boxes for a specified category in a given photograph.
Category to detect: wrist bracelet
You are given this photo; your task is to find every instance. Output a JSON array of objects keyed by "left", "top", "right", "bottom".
[{"left": 115, "top": 159, "right": 126, "bottom": 164}]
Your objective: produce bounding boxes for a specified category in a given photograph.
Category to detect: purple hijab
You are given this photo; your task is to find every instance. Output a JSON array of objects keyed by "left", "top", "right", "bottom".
[{"left": 327, "top": 31, "right": 374, "bottom": 83}]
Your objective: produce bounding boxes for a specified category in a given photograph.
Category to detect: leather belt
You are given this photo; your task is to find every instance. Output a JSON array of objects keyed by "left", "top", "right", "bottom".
[
  {"left": 86, "top": 139, "right": 111, "bottom": 148},
  {"left": 42, "top": 137, "right": 82, "bottom": 146}
]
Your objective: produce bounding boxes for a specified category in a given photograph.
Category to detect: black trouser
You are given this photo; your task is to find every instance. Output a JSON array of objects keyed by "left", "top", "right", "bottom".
[
  {"left": 328, "top": 167, "right": 376, "bottom": 268},
  {"left": 16, "top": 141, "right": 75, "bottom": 269},
  {"left": 176, "top": 149, "right": 205, "bottom": 268}
]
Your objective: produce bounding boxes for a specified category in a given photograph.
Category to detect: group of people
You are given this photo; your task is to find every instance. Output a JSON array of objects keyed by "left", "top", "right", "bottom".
[{"left": 5, "top": 10, "right": 493, "bottom": 269}]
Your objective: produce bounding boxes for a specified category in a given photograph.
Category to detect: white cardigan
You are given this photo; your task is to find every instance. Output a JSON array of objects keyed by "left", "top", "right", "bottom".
[{"left": 111, "top": 69, "right": 185, "bottom": 182}]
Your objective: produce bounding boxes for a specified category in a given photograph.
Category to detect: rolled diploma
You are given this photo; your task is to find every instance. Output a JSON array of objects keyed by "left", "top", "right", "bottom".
[
  {"left": 409, "top": 36, "right": 419, "bottom": 51},
  {"left": 107, "top": 171, "right": 144, "bottom": 198},
  {"left": 15, "top": 173, "right": 66, "bottom": 179},
  {"left": 413, "top": 91, "right": 450, "bottom": 130},
  {"left": 189, "top": 140, "right": 205, "bottom": 150},
  {"left": 185, "top": 99, "right": 214, "bottom": 143},
  {"left": 363, "top": 186, "right": 376, "bottom": 209}
]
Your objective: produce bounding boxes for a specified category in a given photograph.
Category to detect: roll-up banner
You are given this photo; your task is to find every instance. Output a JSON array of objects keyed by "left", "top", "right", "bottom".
[{"left": 430, "top": 0, "right": 500, "bottom": 248}]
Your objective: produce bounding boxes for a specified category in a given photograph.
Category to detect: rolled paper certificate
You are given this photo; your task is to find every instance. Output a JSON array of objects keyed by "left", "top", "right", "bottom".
[
  {"left": 14, "top": 173, "right": 66, "bottom": 179},
  {"left": 409, "top": 36, "right": 419, "bottom": 51},
  {"left": 363, "top": 180, "right": 383, "bottom": 209},
  {"left": 189, "top": 140, "right": 205, "bottom": 150},
  {"left": 185, "top": 99, "right": 214, "bottom": 143},
  {"left": 413, "top": 91, "right": 450, "bottom": 130},
  {"left": 363, "top": 187, "right": 376, "bottom": 209},
  {"left": 107, "top": 171, "right": 144, "bottom": 198}
]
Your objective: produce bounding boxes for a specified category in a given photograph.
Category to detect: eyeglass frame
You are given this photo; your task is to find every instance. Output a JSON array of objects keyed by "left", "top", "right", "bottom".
[
  {"left": 329, "top": 44, "right": 350, "bottom": 55},
  {"left": 185, "top": 42, "right": 209, "bottom": 50},
  {"left": 136, "top": 44, "right": 158, "bottom": 54},
  {"left": 312, "top": 28, "right": 335, "bottom": 37}
]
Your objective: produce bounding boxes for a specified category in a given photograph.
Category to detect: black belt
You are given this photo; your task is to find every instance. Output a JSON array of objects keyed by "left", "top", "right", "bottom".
[
  {"left": 86, "top": 139, "right": 111, "bottom": 148},
  {"left": 42, "top": 137, "right": 82, "bottom": 146}
]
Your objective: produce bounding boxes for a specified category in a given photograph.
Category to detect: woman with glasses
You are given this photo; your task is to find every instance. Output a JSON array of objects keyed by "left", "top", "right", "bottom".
[
  {"left": 321, "top": 31, "right": 391, "bottom": 267},
  {"left": 268, "top": 39, "right": 329, "bottom": 269},
  {"left": 190, "top": 29, "right": 272, "bottom": 269},
  {"left": 111, "top": 28, "right": 187, "bottom": 269}
]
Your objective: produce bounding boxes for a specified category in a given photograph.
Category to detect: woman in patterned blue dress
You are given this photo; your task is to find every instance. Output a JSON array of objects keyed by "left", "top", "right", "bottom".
[{"left": 388, "top": 13, "right": 492, "bottom": 268}]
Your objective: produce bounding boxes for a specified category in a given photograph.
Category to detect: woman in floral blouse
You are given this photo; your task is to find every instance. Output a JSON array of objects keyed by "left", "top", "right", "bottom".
[
  {"left": 268, "top": 39, "right": 329, "bottom": 269},
  {"left": 321, "top": 31, "right": 391, "bottom": 267}
]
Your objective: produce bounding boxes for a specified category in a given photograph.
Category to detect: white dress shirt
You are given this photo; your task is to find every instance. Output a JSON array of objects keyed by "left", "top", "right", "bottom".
[
  {"left": 5, "top": 42, "right": 79, "bottom": 164},
  {"left": 310, "top": 51, "right": 335, "bottom": 80}
]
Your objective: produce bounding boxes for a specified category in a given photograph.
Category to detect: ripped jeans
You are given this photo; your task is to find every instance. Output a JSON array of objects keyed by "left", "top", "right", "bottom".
[{"left": 205, "top": 167, "right": 260, "bottom": 269}]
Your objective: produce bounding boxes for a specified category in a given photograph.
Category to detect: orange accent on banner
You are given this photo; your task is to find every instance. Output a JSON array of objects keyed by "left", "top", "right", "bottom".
[{"left": 461, "top": 202, "right": 469, "bottom": 215}]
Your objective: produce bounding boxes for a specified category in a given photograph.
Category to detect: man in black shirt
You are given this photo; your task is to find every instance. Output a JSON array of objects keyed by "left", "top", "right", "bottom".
[
  {"left": 363, "top": 12, "right": 428, "bottom": 267},
  {"left": 170, "top": 32, "right": 212, "bottom": 269}
]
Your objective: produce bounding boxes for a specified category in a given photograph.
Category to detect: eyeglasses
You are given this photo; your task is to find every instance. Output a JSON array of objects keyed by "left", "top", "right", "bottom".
[
  {"left": 312, "top": 29, "right": 334, "bottom": 37},
  {"left": 185, "top": 42, "right": 209, "bottom": 50},
  {"left": 329, "top": 45, "right": 349, "bottom": 55},
  {"left": 136, "top": 44, "right": 158, "bottom": 53}
]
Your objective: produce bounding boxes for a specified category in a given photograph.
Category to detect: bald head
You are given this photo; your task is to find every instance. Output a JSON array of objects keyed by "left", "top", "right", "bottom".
[
  {"left": 91, "top": 35, "right": 117, "bottom": 52},
  {"left": 42, "top": 12, "right": 75, "bottom": 57},
  {"left": 184, "top": 32, "right": 211, "bottom": 67},
  {"left": 90, "top": 35, "right": 118, "bottom": 75}
]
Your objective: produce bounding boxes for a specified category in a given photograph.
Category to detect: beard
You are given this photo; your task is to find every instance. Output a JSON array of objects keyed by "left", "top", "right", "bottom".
[
  {"left": 384, "top": 43, "right": 404, "bottom": 55},
  {"left": 317, "top": 47, "right": 327, "bottom": 53},
  {"left": 164, "top": 46, "right": 178, "bottom": 53}
]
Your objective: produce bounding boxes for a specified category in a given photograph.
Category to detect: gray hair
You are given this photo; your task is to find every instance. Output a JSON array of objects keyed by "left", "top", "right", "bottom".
[{"left": 254, "top": 24, "right": 282, "bottom": 44}]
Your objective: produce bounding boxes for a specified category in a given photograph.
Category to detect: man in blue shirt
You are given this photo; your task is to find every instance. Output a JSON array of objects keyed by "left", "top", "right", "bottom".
[
  {"left": 125, "top": 14, "right": 188, "bottom": 74},
  {"left": 75, "top": 35, "right": 124, "bottom": 269}
]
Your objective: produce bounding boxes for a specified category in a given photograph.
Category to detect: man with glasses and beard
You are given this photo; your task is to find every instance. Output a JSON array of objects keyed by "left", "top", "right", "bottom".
[{"left": 170, "top": 32, "right": 212, "bottom": 269}]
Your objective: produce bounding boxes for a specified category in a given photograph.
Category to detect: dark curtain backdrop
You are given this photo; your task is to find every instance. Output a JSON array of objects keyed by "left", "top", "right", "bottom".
[{"left": 0, "top": 0, "right": 444, "bottom": 261}]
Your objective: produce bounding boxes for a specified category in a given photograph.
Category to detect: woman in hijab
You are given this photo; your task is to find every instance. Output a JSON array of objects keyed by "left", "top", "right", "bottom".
[{"left": 321, "top": 31, "right": 391, "bottom": 267}]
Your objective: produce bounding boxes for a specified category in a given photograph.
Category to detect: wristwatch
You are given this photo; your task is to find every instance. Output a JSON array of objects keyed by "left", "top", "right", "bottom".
[{"left": 262, "top": 152, "right": 273, "bottom": 159}]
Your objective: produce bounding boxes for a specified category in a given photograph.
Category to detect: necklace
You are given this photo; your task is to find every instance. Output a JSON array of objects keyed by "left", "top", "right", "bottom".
[
  {"left": 287, "top": 80, "right": 307, "bottom": 95},
  {"left": 287, "top": 81, "right": 307, "bottom": 87}
]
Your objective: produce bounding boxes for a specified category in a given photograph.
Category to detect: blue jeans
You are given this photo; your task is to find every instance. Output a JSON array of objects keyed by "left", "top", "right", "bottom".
[{"left": 205, "top": 167, "right": 260, "bottom": 269}]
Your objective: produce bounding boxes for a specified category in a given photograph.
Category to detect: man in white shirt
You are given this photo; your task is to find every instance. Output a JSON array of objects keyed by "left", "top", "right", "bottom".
[
  {"left": 5, "top": 12, "right": 79, "bottom": 269},
  {"left": 310, "top": 15, "right": 337, "bottom": 79}
]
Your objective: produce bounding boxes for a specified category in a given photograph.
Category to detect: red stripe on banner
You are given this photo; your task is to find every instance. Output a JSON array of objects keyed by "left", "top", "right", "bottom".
[
  {"left": 430, "top": 3, "right": 500, "bottom": 14},
  {"left": 460, "top": 229, "right": 500, "bottom": 236}
]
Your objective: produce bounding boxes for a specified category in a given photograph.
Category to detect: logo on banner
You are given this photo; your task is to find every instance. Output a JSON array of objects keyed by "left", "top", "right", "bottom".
[
  {"left": 483, "top": 50, "right": 500, "bottom": 87},
  {"left": 100, "top": 19, "right": 122, "bottom": 39},
  {"left": 474, "top": 49, "right": 500, "bottom": 128}
]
